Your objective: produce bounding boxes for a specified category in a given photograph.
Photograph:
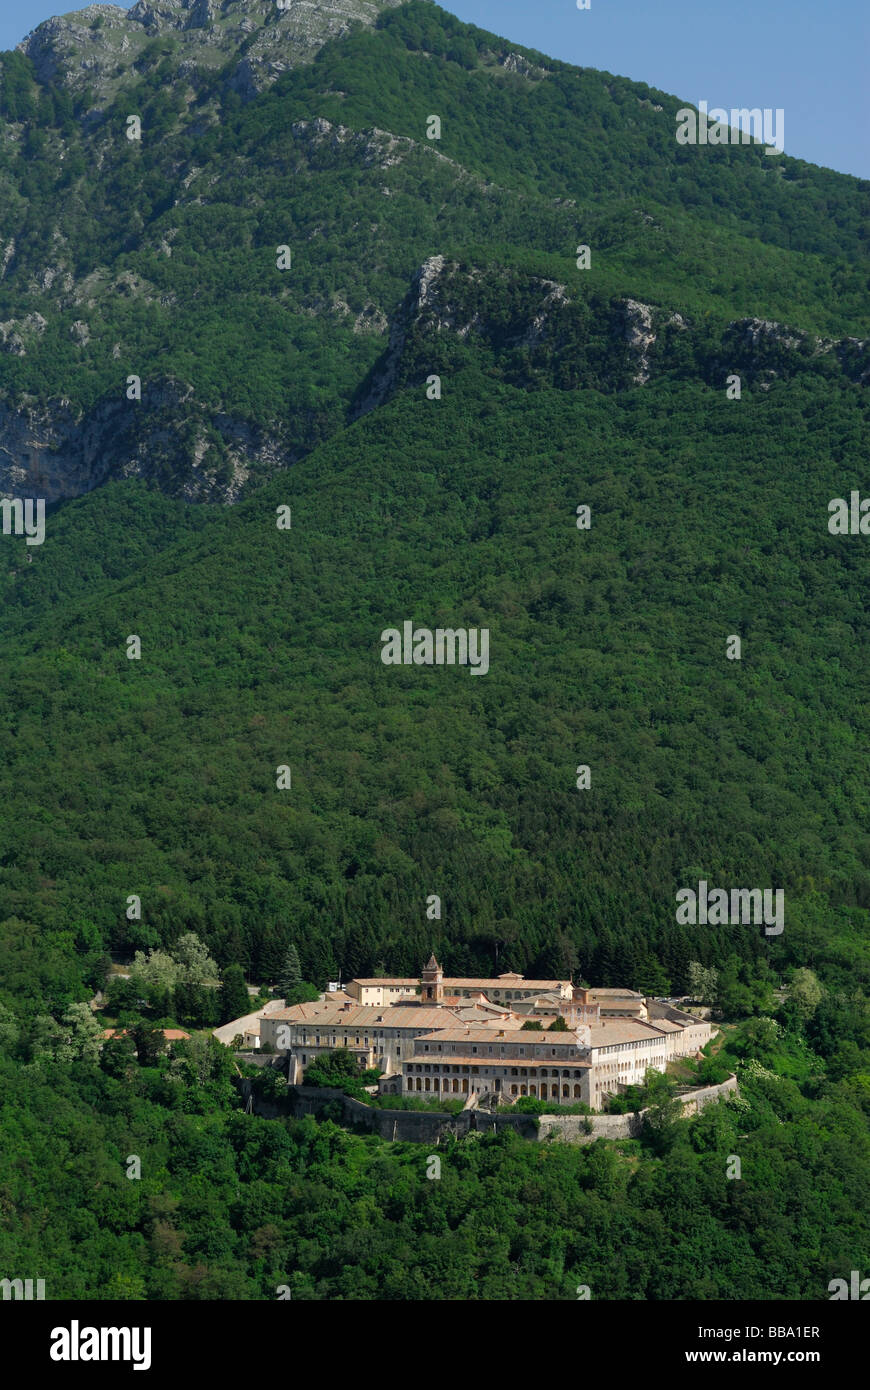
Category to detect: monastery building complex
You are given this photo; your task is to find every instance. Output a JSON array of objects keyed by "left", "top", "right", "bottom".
[{"left": 256, "top": 956, "right": 714, "bottom": 1111}]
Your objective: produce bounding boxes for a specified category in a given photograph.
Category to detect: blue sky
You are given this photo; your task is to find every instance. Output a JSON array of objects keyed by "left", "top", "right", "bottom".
[{"left": 2, "top": 0, "right": 867, "bottom": 177}]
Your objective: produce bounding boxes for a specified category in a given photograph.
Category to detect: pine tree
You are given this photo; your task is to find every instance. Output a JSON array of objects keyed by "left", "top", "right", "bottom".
[
  {"left": 220, "top": 963, "right": 250, "bottom": 1024},
  {"left": 278, "top": 943, "right": 302, "bottom": 1000},
  {"left": 255, "top": 926, "right": 288, "bottom": 981}
]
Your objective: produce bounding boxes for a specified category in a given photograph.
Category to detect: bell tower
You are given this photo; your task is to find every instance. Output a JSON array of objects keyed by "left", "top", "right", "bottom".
[{"left": 420, "top": 953, "right": 444, "bottom": 1003}]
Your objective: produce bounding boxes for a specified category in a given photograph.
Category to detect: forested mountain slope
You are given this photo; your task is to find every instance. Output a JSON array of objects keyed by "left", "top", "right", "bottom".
[
  {"left": 0, "top": 0, "right": 867, "bottom": 1305},
  {"left": 0, "top": 373, "right": 867, "bottom": 1001}
]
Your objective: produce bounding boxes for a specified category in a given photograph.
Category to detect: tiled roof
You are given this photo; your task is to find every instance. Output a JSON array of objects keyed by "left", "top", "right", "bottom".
[
  {"left": 413, "top": 1026, "right": 581, "bottom": 1045},
  {"left": 585, "top": 988, "right": 645, "bottom": 999},
  {"left": 442, "top": 977, "right": 568, "bottom": 989},
  {"left": 102, "top": 1027, "right": 190, "bottom": 1040},
  {"left": 452, "top": 1001, "right": 513, "bottom": 1017},
  {"left": 589, "top": 1019, "right": 669, "bottom": 1046},
  {"left": 407, "top": 1054, "right": 592, "bottom": 1069},
  {"left": 267, "top": 1003, "right": 469, "bottom": 1029},
  {"left": 352, "top": 978, "right": 418, "bottom": 987}
]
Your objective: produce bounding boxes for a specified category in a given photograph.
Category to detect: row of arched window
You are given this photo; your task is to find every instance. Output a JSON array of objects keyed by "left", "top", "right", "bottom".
[
  {"left": 406, "top": 1077, "right": 585, "bottom": 1100},
  {"left": 511, "top": 1083, "right": 583, "bottom": 1099}
]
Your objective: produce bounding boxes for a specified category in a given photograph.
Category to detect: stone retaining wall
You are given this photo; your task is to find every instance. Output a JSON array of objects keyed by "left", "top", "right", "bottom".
[
  {"left": 273, "top": 1074, "right": 738, "bottom": 1145},
  {"left": 538, "top": 1075, "right": 738, "bottom": 1143}
]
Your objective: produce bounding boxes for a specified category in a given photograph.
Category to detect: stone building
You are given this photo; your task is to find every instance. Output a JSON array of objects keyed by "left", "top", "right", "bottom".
[
  {"left": 258, "top": 955, "right": 715, "bottom": 1110},
  {"left": 400, "top": 1025, "right": 593, "bottom": 1105},
  {"left": 398, "top": 1013, "right": 706, "bottom": 1108},
  {"left": 344, "top": 956, "right": 572, "bottom": 1008},
  {"left": 258, "top": 997, "right": 514, "bottom": 1082},
  {"left": 578, "top": 987, "right": 648, "bottom": 1018}
]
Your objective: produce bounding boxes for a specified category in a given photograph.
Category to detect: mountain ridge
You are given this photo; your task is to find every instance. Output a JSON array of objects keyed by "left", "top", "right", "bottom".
[{"left": 1, "top": 1, "right": 867, "bottom": 503}]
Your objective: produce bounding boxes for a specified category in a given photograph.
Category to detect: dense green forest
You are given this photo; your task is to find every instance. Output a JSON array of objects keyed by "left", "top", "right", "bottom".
[
  {"left": 0, "top": 378, "right": 866, "bottom": 996},
  {"left": 0, "top": 0, "right": 867, "bottom": 1300}
]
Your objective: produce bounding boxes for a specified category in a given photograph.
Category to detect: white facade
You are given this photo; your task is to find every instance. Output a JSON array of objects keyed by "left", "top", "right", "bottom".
[{"left": 256, "top": 964, "right": 715, "bottom": 1110}]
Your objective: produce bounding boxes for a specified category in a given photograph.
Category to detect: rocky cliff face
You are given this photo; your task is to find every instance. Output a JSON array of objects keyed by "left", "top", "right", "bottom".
[
  {"left": 353, "top": 257, "right": 869, "bottom": 417},
  {"left": 3, "top": 252, "right": 865, "bottom": 505},
  {"left": 0, "top": 381, "right": 292, "bottom": 504},
  {"left": 18, "top": 0, "right": 404, "bottom": 101}
]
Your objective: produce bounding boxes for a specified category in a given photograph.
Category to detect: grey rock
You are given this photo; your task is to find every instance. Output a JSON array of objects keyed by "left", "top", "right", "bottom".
[
  {"left": 621, "top": 298, "right": 657, "bottom": 383},
  {"left": 18, "top": 1, "right": 407, "bottom": 102},
  {"left": 0, "top": 379, "right": 294, "bottom": 504}
]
